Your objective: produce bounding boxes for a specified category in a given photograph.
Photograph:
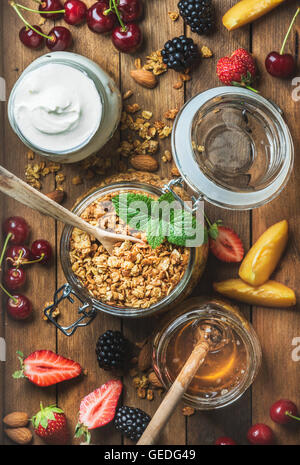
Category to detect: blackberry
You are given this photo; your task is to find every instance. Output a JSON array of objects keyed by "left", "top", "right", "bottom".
[
  {"left": 178, "top": 0, "right": 215, "bottom": 35},
  {"left": 114, "top": 406, "right": 151, "bottom": 441},
  {"left": 161, "top": 35, "right": 200, "bottom": 72},
  {"left": 95, "top": 330, "right": 129, "bottom": 371}
]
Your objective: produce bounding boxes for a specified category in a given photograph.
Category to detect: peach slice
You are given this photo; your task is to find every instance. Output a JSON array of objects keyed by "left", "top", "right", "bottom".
[
  {"left": 223, "top": 0, "right": 285, "bottom": 31},
  {"left": 239, "top": 220, "right": 288, "bottom": 286},
  {"left": 213, "top": 279, "right": 296, "bottom": 308}
]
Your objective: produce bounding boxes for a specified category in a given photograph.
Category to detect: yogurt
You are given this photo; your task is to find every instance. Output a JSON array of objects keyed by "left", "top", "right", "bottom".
[
  {"left": 13, "top": 63, "right": 102, "bottom": 153},
  {"left": 8, "top": 52, "right": 122, "bottom": 163}
]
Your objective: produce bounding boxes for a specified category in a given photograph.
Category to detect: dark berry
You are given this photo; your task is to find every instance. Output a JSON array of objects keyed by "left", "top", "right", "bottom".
[
  {"left": 215, "top": 436, "right": 237, "bottom": 445},
  {"left": 161, "top": 35, "right": 200, "bottom": 72},
  {"left": 114, "top": 406, "right": 150, "bottom": 441},
  {"left": 96, "top": 330, "right": 129, "bottom": 371},
  {"left": 6, "top": 245, "right": 32, "bottom": 268},
  {"left": 270, "top": 399, "right": 299, "bottom": 424},
  {"left": 178, "top": 0, "right": 215, "bottom": 35}
]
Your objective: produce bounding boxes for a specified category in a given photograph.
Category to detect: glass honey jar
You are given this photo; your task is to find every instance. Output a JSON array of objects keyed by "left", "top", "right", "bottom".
[{"left": 152, "top": 297, "right": 261, "bottom": 410}]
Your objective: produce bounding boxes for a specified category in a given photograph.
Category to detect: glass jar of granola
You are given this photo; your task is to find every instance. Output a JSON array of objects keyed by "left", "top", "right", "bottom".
[{"left": 45, "top": 172, "right": 208, "bottom": 335}]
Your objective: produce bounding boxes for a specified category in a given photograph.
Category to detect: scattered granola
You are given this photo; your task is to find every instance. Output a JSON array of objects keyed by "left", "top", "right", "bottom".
[
  {"left": 42, "top": 301, "right": 60, "bottom": 321},
  {"left": 144, "top": 50, "right": 168, "bottom": 76},
  {"left": 72, "top": 175, "right": 83, "bottom": 185},
  {"left": 173, "top": 81, "right": 183, "bottom": 90},
  {"left": 162, "top": 150, "right": 172, "bottom": 163},
  {"left": 168, "top": 11, "right": 179, "bottom": 21},
  {"left": 164, "top": 109, "right": 179, "bottom": 120},
  {"left": 69, "top": 192, "right": 190, "bottom": 309},
  {"left": 182, "top": 406, "right": 195, "bottom": 416},
  {"left": 122, "top": 90, "right": 133, "bottom": 100},
  {"left": 201, "top": 45, "right": 213, "bottom": 58},
  {"left": 126, "top": 103, "right": 140, "bottom": 114}
]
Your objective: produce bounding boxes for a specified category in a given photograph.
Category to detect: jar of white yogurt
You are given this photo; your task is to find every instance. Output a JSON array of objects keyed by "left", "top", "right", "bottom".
[{"left": 8, "top": 52, "right": 122, "bottom": 163}]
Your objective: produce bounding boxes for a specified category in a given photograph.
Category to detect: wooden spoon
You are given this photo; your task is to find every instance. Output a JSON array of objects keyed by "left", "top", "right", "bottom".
[
  {"left": 137, "top": 325, "right": 210, "bottom": 445},
  {"left": 0, "top": 165, "right": 143, "bottom": 254}
]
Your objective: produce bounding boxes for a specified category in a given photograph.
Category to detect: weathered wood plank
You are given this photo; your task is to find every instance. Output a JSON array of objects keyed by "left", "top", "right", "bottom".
[
  {"left": 185, "top": 0, "right": 252, "bottom": 445},
  {"left": 252, "top": 2, "right": 300, "bottom": 445}
]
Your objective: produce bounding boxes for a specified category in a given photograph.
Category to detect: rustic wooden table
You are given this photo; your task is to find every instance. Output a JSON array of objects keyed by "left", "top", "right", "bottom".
[{"left": 1, "top": 0, "right": 300, "bottom": 446}]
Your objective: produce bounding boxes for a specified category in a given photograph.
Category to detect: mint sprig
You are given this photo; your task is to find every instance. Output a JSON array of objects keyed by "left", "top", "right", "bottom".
[{"left": 112, "top": 192, "right": 207, "bottom": 249}]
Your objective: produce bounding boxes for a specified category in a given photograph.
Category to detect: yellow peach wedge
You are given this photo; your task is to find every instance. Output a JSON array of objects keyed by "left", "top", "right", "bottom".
[
  {"left": 223, "top": 0, "right": 286, "bottom": 31},
  {"left": 239, "top": 220, "right": 288, "bottom": 286},
  {"left": 213, "top": 279, "right": 296, "bottom": 308}
]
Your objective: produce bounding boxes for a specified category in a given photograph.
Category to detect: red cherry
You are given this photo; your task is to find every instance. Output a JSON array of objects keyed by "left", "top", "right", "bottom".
[
  {"left": 111, "top": 23, "right": 142, "bottom": 53},
  {"left": 31, "top": 239, "right": 52, "bottom": 265},
  {"left": 39, "top": 0, "right": 64, "bottom": 19},
  {"left": 270, "top": 399, "right": 299, "bottom": 424},
  {"left": 19, "top": 26, "right": 45, "bottom": 49},
  {"left": 7, "top": 294, "right": 32, "bottom": 320},
  {"left": 64, "top": 0, "right": 87, "bottom": 25},
  {"left": 3, "top": 217, "right": 30, "bottom": 245},
  {"left": 118, "top": 0, "right": 142, "bottom": 23},
  {"left": 215, "top": 436, "right": 237, "bottom": 445},
  {"left": 4, "top": 267, "right": 26, "bottom": 291},
  {"left": 265, "top": 52, "right": 295, "bottom": 78},
  {"left": 87, "top": 1, "right": 116, "bottom": 33},
  {"left": 247, "top": 423, "right": 275, "bottom": 445},
  {"left": 46, "top": 26, "right": 72, "bottom": 51},
  {"left": 6, "top": 245, "right": 32, "bottom": 268}
]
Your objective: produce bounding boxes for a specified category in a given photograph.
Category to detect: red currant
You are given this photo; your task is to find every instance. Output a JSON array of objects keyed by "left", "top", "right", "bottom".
[
  {"left": 4, "top": 267, "right": 26, "bottom": 291},
  {"left": 3, "top": 217, "right": 30, "bottom": 245},
  {"left": 7, "top": 294, "right": 32, "bottom": 320}
]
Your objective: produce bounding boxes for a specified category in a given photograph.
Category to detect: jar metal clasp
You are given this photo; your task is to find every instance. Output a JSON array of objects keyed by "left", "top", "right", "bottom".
[
  {"left": 162, "top": 177, "right": 204, "bottom": 214},
  {"left": 44, "top": 284, "right": 97, "bottom": 336}
]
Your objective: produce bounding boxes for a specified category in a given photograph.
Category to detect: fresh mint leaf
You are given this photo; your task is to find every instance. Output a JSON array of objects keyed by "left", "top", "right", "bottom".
[
  {"left": 208, "top": 222, "right": 219, "bottom": 240},
  {"left": 112, "top": 193, "right": 152, "bottom": 231}
]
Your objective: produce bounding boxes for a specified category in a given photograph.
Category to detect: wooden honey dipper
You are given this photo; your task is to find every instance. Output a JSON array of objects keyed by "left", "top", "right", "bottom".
[{"left": 137, "top": 320, "right": 229, "bottom": 445}]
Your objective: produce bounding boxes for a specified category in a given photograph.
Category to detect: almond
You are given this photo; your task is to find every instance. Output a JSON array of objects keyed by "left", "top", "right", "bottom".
[
  {"left": 130, "top": 154, "right": 158, "bottom": 172},
  {"left": 138, "top": 339, "right": 152, "bottom": 372},
  {"left": 148, "top": 371, "right": 163, "bottom": 388},
  {"left": 46, "top": 189, "right": 65, "bottom": 204},
  {"left": 4, "top": 427, "right": 32, "bottom": 444},
  {"left": 3, "top": 412, "right": 29, "bottom": 428},
  {"left": 130, "top": 69, "right": 158, "bottom": 89},
  {"left": 171, "top": 166, "right": 181, "bottom": 177}
]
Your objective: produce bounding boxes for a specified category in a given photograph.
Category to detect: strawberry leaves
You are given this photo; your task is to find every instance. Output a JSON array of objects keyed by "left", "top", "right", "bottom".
[{"left": 31, "top": 404, "right": 65, "bottom": 431}]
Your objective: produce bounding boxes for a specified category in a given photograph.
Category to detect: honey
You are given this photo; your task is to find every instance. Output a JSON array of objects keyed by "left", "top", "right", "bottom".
[
  {"left": 165, "top": 319, "right": 248, "bottom": 398},
  {"left": 152, "top": 298, "right": 261, "bottom": 409}
]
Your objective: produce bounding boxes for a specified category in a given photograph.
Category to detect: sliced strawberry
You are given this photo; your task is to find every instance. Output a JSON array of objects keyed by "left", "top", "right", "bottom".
[
  {"left": 13, "top": 350, "right": 82, "bottom": 387},
  {"left": 209, "top": 226, "right": 244, "bottom": 263},
  {"left": 75, "top": 380, "right": 122, "bottom": 443}
]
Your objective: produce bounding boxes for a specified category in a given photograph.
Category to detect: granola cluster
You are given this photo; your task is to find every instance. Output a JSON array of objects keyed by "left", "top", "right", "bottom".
[{"left": 69, "top": 193, "right": 190, "bottom": 309}]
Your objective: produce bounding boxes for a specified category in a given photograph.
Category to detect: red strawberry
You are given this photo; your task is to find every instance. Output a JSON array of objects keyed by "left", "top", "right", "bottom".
[
  {"left": 209, "top": 226, "right": 244, "bottom": 263},
  {"left": 12, "top": 350, "right": 82, "bottom": 387},
  {"left": 32, "top": 404, "right": 69, "bottom": 445},
  {"left": 75, "top": 379, "right": 122, "bottom": 443},
  {"left": 217, "top": 48, "right": 257, "bottom": 90}
]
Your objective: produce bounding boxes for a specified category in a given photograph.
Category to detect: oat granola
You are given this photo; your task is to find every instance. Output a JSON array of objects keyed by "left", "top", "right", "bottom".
[{"left": 69, "top": 192, "right": 190, "bottom": 309}]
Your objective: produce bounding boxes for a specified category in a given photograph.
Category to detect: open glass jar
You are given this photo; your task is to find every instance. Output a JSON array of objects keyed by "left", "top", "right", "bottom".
[
  {"left": 44, "top": 178, "right": 208, "bottom": 335},
  {"left": 152, "top": 297, "right": 261, "bottom": 410},
  {"left": 172, "top": 87, "right": 294, "bottom": 210},
  {"left": 8, "top": 52, "right": 121, "bottom": 163}
]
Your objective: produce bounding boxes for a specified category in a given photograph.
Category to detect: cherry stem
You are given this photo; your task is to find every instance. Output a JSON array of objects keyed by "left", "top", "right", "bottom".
[
  {"left": 21, "top": 253, "right": 45, "bottom": 266},
  {"left": 15, "top": 3, "right": 65, "bottom": 14},
  {"left": 280, "top": 7, "right": 300, "bottom": 55},
  {"left": 104, "top": 0, "right": 126, "bottom": 31},
  {"left": 0, "top": 283, "right": 18, "bottom": 303},
  {"left": 0, "top": 233, "right": 12, "bottom": 269},
  {"left": 286, "top": 412, "right": 300, "bottom": 421},
  {"left": 9, "top": 2, "right": 52, "bottom": 40}
]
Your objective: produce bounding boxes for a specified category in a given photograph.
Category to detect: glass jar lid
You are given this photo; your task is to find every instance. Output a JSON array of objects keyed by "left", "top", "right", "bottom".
[{"left": 171, "top": 87, "right": 294, "bottom": 210}]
